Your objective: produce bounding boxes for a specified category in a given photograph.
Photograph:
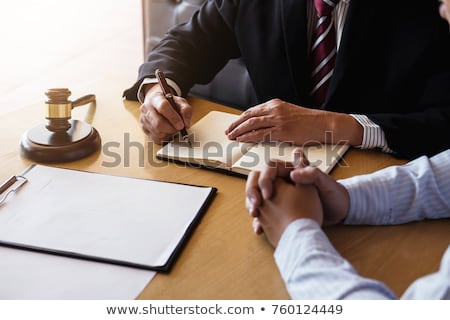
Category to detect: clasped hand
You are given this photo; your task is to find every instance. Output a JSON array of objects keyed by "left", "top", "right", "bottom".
[{"left": 245, "top": 148, "right": 350, "bottom": 247}]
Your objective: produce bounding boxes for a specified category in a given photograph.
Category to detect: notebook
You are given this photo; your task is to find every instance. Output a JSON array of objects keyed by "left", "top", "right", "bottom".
[
  {"left": 0, "top": 165, "right": 217, "bottom": 272},
  {"left": 157, "top": 111, "right": 349, "bottom": 176}
]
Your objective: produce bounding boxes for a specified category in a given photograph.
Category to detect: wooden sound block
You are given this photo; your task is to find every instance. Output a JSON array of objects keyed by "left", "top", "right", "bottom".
[{"left": 20, "top": 120, "right": 101, "bottom": 163}]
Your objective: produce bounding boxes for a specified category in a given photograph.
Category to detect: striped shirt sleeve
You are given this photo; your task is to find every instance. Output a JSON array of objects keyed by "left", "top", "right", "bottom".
[
  {"left": 273, "top": 149, "right": 450, "bottom": 300},
  {"left": 274, "top": 218, "right": 397, "bottom": 299},
  {"left": 339, "top": 149, "right": 450, "bottom": 225},
  {"left": 274, "top": 218, "right": 450, "bottom": 299},
  {"left": 350, "top": 114, "right": 393, "bottom": 153}
]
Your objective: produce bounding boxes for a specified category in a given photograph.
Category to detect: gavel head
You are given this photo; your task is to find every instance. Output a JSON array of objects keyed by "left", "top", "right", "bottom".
[
  {"left": 45, "top": 88, "right": 73, "bottom": 132},
  {"left": 20, "top": 88, "right": 100, "bottom": 163}
]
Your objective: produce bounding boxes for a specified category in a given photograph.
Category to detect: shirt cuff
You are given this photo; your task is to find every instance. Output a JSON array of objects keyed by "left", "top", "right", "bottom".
[
  {"left": 338, "top": 175, "right": 392, "bottom": 225},
  {"left": 137, "top": 77, "right": 182, "bottom": 103},
  {"left": 350, "top": 114, "right": 393, "bottom": 153}
]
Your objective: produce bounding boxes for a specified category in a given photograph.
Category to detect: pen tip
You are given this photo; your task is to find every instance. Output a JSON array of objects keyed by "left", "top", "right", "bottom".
[{"left": 183, "top": 136, "right": 193, "bottom": 148}]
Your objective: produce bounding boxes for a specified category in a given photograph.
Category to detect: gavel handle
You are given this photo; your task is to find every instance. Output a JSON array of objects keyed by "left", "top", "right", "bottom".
[{"left": 72, "top": 94, "right": 96, "bottom": 108}]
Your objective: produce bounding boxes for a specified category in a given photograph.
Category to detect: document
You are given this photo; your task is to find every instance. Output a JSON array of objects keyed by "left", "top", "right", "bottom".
[
  {"left": 0, "top": 165, "right": 217, "bottom": 272},
  {"left": 157, "top": 111, "right": 349, "bottom": 176},
  {"left": 0, "top": 246, "right": 156, "bottom": 299}
]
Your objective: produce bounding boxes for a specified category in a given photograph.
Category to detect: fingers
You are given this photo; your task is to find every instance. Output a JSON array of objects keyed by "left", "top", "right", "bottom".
[
  {"left": 290, "top": 165, "right": 330, "bottom": 190},
  {"left": 292, "top": 147, "right": 310, "bottom": 168},
  {"left": 255, "top": 147, "right": 309, "bottom": 197},
  {"left": 246, "top": 159, "right": 296, "bottom": 238},
  {"left": 148, "top": 92, "right": 186, "bottom": 130},
  {"left": 140, "top": 103, "right": 173, "bottom": 143},
  {"left": 140, "top": 91, "right": 192, "bottom": 143},
  {"left": 290, "top": 166, "right": 320, "bottom": 185},
  {"left": 247, "top": 148, "right": 307, "bottom": 204},
  {"left": 172, "top": 96, "right": 192, "bottom": 128},
  {"left": 231, "top": 127, "right": 274, "bottom": 143},
  {"left": 252, "top": 217, "right": 263, "bottom": 235},
  {"left": 258, "top": 159, "right": 295, "bottom": 200},
  {"left": 245, "top": 170, "right": 263, "bottom": 217},
  {"left": 226, "top": 104, "right": 273, "bottom": 141},
  {"left": 246, "top": 172, "right": 265, "bottom": 236},
  {"left": 226, "top": 104, "right": 268, "bottom": 133},
  {"left": 227, "top": 118, "right": 272, "bottom": 142},
  {"left": 290, "top": 165, "right": 350, "bottom": 226}
]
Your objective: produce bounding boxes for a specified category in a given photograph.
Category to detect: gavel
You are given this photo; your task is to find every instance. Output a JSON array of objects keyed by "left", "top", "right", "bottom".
[
  {"left": 44, "top": 88, "right": 96, "bottom": 132},
  {"left": 20, "top": 88, "right": 101, "bottom": 163}
]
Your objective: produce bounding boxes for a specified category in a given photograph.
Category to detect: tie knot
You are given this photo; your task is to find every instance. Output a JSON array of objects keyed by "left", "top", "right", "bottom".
[{"left": 314, "top": 0, "right": 339, "bottom": 17}]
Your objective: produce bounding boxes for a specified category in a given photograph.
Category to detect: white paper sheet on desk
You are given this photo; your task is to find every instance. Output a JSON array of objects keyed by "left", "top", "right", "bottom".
[
  {"left": 0, "top": 165, "right": 214, "bottom": 270},
  {"left": 0, "top": 246, "right": 155, "bottom": 299},
  {"left": 0, "top": 164, "right": 215, "bottom": 299}
]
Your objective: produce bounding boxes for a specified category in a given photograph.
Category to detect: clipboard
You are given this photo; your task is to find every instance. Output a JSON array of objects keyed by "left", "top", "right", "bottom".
[{"left": 0, "top": 165, "right": 217, "bottom": 272}]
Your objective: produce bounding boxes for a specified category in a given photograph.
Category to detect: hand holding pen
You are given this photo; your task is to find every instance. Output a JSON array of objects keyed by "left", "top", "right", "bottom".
[
  {"left": 155, "top": 69, "right": 192, "bottom": 147},
  {"left": 139, "top": 70, "right": 193, "bottom": 145}
]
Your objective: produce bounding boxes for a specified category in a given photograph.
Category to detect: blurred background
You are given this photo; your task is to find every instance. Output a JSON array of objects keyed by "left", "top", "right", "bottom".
[{"left": 0, "top": 0, "right": 142, "bottom": 116}]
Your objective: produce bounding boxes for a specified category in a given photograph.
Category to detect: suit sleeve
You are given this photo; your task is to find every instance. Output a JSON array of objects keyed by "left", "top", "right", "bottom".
[
  {"left": 367, "top": 16, "right": 450, "bottom": 160},
  {"left": 369, "top": 79, "right": 450, "bottom": 159},
  {"left": 123, "top": 0, "right": 241, "bottom": 101}
]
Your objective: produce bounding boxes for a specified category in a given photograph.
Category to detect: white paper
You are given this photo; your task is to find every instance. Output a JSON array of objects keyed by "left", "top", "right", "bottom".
[
  {"left": 0, "top": 165, "right": 215, "bottom": 299},
  {"left": 0, "top": 165, "right": 213, "bottom": 268},
  {"left": 0, "top": 246, "right": 155, "bottom": 299}
]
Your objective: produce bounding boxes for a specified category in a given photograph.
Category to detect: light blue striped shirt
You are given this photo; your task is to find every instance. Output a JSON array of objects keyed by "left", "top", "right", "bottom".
[{"left": 274, "top": 149, "right": 450, "bottom": 299}]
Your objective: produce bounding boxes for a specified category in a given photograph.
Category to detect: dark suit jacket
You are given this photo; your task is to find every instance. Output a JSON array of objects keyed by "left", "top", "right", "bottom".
[{"left": 124, "top": 0, "right": 450, "bottom": 160}]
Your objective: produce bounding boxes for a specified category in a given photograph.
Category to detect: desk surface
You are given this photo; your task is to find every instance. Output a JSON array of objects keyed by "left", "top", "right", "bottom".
[{"left": 1, "top": 92, "right": 450, "bottom": 299}]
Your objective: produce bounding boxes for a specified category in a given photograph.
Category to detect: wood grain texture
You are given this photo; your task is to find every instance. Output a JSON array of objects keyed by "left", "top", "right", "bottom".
[{"left": 1, "top": 1, "right": 449, "bottom": 299}]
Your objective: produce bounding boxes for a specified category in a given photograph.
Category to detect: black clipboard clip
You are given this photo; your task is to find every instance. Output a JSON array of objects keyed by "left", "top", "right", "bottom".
[{"left": 0, "top": 175, "right": 28, "bottom": 206}]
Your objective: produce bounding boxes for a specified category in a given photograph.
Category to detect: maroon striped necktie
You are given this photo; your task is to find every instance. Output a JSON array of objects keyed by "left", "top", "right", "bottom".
[{"left": 310, "top": 0, "right": 340, "bottom": 106}]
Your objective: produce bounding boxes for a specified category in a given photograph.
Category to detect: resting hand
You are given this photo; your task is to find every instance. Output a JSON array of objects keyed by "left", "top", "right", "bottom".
[
  {"left": 226, "top": 98, "right": 362, "bottom": 146},
  {"left": 140, "top": 84, "right": 192, "bottom": 144},
  {"left": 256, "top": 177, "right": 323, "bottom": 247},
  {"left": 246, "top": 148, "right": 309, "bottom": 235},
  {"left": 246, "top": 147, "right": 349, "bottom": 235},
  {"left": 246, "top": 148, "right": 309, "bottom": 218},
  {"left": 289, "top": 166, "right": 350, "bottom": 225}
]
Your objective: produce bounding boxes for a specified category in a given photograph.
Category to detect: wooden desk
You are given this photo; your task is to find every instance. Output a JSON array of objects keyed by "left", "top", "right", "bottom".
[{"left": 1, "top": 92, "right": 450, "bottom": 299}]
